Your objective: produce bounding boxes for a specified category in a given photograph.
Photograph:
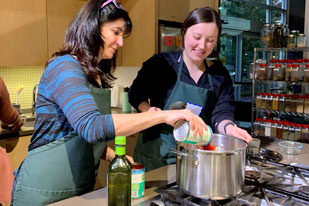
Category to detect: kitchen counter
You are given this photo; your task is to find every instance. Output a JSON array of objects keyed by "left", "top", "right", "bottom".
[
  {"left": 49, "top": 164, "right": 176, "bottom": 206},
  {"left": 50, "top": 140, "right": 309, "bottom": 206}
]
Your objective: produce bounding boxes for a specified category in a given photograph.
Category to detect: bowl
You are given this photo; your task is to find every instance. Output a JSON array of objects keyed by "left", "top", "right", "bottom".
[{"left": 278, "top": 141, "right": 303, "bottom": 155}]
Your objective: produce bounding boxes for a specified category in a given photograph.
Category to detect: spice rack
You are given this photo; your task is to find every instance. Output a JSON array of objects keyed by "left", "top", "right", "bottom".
[{"left": 251, "top": 47, "right": 309, "bottom": 143}]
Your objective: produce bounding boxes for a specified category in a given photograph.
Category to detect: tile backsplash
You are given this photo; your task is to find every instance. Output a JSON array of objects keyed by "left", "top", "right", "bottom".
[
  {"left": 0, "top": 65, "right": 140, "bottom": 110},
  {"left": 0, "top": 66, "right": 44, "bottom": 109}
]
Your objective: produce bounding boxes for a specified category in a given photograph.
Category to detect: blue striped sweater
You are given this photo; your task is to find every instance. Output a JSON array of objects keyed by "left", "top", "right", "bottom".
[{"left": 28, "top": 55, "right": 115, "bottom": 151}]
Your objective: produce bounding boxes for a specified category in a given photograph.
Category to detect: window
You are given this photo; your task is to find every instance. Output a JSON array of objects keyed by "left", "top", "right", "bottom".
[{"left": 219, "top": 0, "right": 288, "bottom": 102}]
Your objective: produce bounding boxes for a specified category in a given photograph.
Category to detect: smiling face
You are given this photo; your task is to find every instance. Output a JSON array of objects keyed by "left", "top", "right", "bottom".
[
  {"left": 99, "top": 18, "right": 126, "bottom": 60},
  {"left": 183, "top": 22, "right": 218, "bottom": 63}
]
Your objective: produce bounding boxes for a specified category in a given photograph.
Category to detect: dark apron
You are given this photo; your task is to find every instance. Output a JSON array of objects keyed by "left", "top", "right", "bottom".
[
  {"left": 134, "top": 54, "right": 217, "bottom": 171},
  {"left": 11, "top": 84, "right": 111, "bottom": 206}
]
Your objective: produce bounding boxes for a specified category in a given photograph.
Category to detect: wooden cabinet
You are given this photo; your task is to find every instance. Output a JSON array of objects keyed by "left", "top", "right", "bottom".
[
  {"left": 0, "top": 0, "right": 48, "bottom": 66},
  {"left": 0, "top": 135, "right": 31, "bottom": 171}
]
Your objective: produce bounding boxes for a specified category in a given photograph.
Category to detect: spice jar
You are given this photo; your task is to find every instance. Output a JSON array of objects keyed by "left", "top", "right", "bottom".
[
  {"left": 294, "top": 124, "right": 302, "bottom": 141},
  {"left": 256, "top": 92, "right": 263, "bottom": 108},
  {"left": 277, "top": 121, "right": 283, "bottom": 139},
  {"left": 271, "top": 120, "right": 278, "bottom": 138},
  {"left": 253, "top": 118, "right": 261, "bottom": 136},
  {"left": 266, "top": 93, "right": 273, "bottom": 110},
  {"left": 290, "top": 64, "right": 301, "bottom": 82},
  {"left": 287, "top": 34, "right": 296, "bottom": 48},
  {"left": 278, "top": 94, "right": 286, "bottom": 111},
  {"left": 296, "top": 95, "right": 304, "bottom": 113},
  {"left": 273, "top": 22, "right": 283, "bottom": 48},
  {"left": 290, "top": 95, "right": 298, "bottom": 113},
  {"left": 285, "top": 64, "right": 292, "bottom": 81},
  {"left": 287, "top": 123, "right": 295, "bottom": 141},
  {"left": 282, "top": 121, "right": 290, "bottom": 140},
  {"left": 272, "top": 94, "right": 279, "bottom": 110},
  {"left": 260, "top": 23, "right": 273, "bottom": 48},
  {"left": 260, "top": 93, "right": 267, "bottom": 109},
  {"left": 257, "top": 64, "right": 268, "bottom": 80},
  {"left": 259, "top": 118, "right": 266, "bottom": 136},
  {"left": 264, "top": 119, "right": 272, "bottom": 137},
  {"left": 301, "top": 124, "right": 309, "bottom": 143},
  {"left": 304, "top": 65, "right": 309, "bottom": 82},
  {"left": 272, "top": 64, "right": 284, "bottom": 81},
  {"left": 297, "top": 34, "right": 306, "bottom": 47},
  {"left": 304, "top": 95, "right": 309, "bottom": 114},
  {"left": 284, "top": 94, "right": 292, "bottom": 112}
]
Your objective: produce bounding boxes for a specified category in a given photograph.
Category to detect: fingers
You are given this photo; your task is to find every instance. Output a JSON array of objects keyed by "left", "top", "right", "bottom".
[
  {"left": 229, "top": 127, "right": 252, "bottom": 143},
  {"left": 126, "top": 155, "right": 135, "bottom": 163}
]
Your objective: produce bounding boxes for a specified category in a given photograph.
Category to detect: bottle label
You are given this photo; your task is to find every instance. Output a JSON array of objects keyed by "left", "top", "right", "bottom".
[
  {"left": 173, "top": 120, "right": 213, "bottom": 145},
  {"left": 131, "top": 163, "right": 145, "bottom": 199}
]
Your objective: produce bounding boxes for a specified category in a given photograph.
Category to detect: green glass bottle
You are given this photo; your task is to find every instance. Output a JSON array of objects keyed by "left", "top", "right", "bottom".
[{"left": 108, "top": 136, "right": 131, "bottom": 206}]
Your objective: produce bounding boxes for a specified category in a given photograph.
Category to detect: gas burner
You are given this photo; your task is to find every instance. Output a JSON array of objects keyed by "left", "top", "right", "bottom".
[
  {"left": 299, "top": 186, "right": 309, "bottom": 196},
  {"left": 247, "top": 148, "right": 282, "bottom": 163}
]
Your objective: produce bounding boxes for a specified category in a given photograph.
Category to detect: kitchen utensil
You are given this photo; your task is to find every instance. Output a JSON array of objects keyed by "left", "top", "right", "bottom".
[
  {"left": 173, "top": 133, "right": 247, "bottom": 200},
  {"left": 169, "top": 101, "right": 186, "bottom": 110},
  {"left": 15, "top": 85, "right": 24, "bottom": 104}
]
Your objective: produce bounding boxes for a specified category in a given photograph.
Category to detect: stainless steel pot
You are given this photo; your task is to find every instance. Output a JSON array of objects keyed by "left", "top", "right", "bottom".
[{"left": 172, "top": 133, "right": 247, "bottom": 200}]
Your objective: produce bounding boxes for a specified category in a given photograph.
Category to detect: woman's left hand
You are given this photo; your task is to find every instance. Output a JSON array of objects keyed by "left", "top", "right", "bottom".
[{"left": 226, "top": 125, "right": 252, "bottom": 143}]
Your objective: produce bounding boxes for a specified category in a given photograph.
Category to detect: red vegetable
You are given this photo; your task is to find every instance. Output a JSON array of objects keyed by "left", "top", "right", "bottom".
[{"left": 200, "top": 144, "right": 216, "bottom": 151}]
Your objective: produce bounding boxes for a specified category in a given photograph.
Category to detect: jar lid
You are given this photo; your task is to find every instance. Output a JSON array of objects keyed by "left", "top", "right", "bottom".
[
  {"left": 298, "top": 34, "right": 306, "bottom": 37},
  {"left": 274, "top": 64, "right": 282, "bottom": 67},
  {"left": 288, "top": 34, "right": 295, "bottom": 37},
  {"left": 259, "top": 63, "right": 267, "bottom": 67}
]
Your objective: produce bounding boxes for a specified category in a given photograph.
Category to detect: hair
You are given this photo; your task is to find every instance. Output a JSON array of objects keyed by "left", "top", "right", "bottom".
[
  {"left": 181, "top": 7, "right": 221, "bottom": 48},
  {"left": 47, "top": 0, "right": 132, "bottom": 88}
]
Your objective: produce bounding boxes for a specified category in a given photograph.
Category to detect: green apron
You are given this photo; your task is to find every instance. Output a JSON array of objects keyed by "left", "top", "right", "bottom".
[
  {"left": 12, "top": 84, "right": 111, "bottom": 206},
  {"left": 134, "top": 54, "right": 217, "bottom": 172}
]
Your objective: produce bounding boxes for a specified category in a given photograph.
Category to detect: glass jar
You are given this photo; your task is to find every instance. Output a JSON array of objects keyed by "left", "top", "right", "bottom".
[
  {"left": 288, "top": 123, "right": 295, "bottom": 141},
  {"left": 264, "top": 119, "right": 272, "bottom": 137},
  {"left": 297, "top": 34, "right": 306, "bottom": 47},
  {"left": 272, "top": 64, "right": 284, "bottom": 80},
  {"left": 301, "top": 124, "right": 309, "bottom": 143},
  {"left": 294, "top": 124, "right": 302, "bottom": 141},
  {"left": 277, "top": 121, "right": 283, "bottom": 139},
  {"left": 272, "top": 94, "right": 279, "bottom": 110},
  {"left": 260, "top": 23, "right": 272, "bottom": 48},
  {"left": 290, "top": 95, "right": 298, "bottom": 113},
  {"left": 257, "top": 64, "right": 268, "bottom": 80},
  {"left": 266, "top": 93, "right": 273, "bottom": 110},
  {"left": 290, "top": 64, "right": 301, "bottom": 82},
  {"left": 304, "top": 65, "right": 309, "bottom": 82},
  {"left": 273, "top": 22, "right": 283, "bottom": 48},
  {"left": 259, "top": 118, "right": 266, "bottom": 136},
  {"left": 290, "top": 30, "right": 300, "bottom": 45},
  {"left": 287, "top": 34, "right": 296, "bottom": 48},
  {"left": 260, "top": 93, "right": 267, "bottom": 109},
  {"left": 296, "top": 95, "right": 304, "bottom": 113},
  {"left": 285, "top": 64, "right": 292, "bottom": 81},
  {"left": 284, "top": 94, "right": 292, "bottom": 112},
  {"left": 256, "top": 92, "right": 263, "bottom": 108},
  {"left": 253, "top": 118, "right": 261, "bottom": 136},
  {"left": 282, "top": 121, "right": 290, "bottom": 140},
  {"left": 304, "top": 95, "right": 309, "bottom": 114},
  {"left": 271, "top": 120, "right": 278, "bottom": 138},
  {"left": 278, "top": 94, "right": 285, "bottom": 111}
]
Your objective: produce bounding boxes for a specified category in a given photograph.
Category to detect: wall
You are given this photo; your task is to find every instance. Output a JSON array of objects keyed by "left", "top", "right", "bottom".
[{"left": 0, "top": 66, "right": 44, "bottom": 109}]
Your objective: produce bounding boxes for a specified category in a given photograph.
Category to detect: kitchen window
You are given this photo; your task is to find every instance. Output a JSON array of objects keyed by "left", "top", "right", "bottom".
[{"left": 219, "top": 0, "right": 288, "bottom": 102}]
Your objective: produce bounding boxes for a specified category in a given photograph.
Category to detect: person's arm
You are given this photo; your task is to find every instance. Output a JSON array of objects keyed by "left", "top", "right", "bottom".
[
  {"left": 0, "top": 78, "right": 23, "bottom": 132},
  {"left": 217, "top": 120, "right": 252, "bottom": 143}
]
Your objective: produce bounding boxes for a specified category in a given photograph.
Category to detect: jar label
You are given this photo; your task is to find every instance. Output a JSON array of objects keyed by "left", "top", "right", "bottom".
[{"left": 131, "top": 167, "right": 145, "bottom": 198}]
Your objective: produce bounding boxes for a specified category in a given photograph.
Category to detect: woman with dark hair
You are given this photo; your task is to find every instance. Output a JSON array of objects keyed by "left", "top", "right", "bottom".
[
  {"left": 129, "top": 7, "right": 252, "bottom": 171},
  {"left": 10, "top": 1, "right": 207, "bottom": 205}
]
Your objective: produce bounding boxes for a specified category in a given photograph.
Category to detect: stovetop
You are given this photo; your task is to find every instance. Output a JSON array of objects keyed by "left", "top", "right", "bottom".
[{"left": 149, "top": 152, "right": 309, "bottom": 206}]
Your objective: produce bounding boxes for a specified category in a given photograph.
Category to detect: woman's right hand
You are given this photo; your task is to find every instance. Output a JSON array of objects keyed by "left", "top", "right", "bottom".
[{"left": 164, "top": 109, "right": 207, "bottom": 137}]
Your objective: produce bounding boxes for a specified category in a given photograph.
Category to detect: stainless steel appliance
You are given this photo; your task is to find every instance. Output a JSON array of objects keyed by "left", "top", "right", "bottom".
[
  {"left": 159, "top": 20, "right": 182, "bottom": 53},
  {"left": 148, "top": 150, "right": 309, "bottom": 206}
]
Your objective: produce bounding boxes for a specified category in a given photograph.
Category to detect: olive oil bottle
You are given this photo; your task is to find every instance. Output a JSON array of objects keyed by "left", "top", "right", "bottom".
[{"left": 108, "top": 136, "right": 131, "bottom": 206}]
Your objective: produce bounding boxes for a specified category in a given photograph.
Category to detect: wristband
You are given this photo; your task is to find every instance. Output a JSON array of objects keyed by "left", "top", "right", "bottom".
[{"left": 224, "top": 122, "right": 236, "bottom": 134}]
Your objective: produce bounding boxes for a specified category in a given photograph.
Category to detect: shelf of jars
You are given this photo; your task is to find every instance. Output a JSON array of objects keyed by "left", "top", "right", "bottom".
[{"left": 251, "top": 47, "right": 309, "bottom": 144}]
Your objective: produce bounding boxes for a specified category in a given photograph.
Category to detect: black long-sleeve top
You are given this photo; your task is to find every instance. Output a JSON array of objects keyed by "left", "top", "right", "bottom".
[{"left": 128, "top": 51, "right": 235, "bottom": 131}]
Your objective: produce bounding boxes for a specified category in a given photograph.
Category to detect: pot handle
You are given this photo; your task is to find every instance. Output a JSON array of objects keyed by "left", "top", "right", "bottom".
[{"left": 169, "top": 148, "right": 199, "bottom": 166}]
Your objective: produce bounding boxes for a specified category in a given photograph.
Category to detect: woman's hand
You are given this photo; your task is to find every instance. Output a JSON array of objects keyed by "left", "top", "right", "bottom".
[
  {"left": 101, "top": 146, "right": 134, "bottom": 163},
  {"left": 164, "top": 109, "right": 207, "bottom": 137},
  {"left": 225, "top": 124, "right": 252, "bottom": 143}
]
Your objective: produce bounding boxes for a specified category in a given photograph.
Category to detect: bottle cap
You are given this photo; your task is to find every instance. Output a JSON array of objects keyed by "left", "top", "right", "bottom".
[{"left": 115, "top": 136, "right": 126, "bottom": 145}]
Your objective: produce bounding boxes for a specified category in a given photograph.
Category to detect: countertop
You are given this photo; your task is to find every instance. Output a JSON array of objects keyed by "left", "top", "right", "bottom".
[
  {"left": 49, "top": 140, "right": 309, "bottom": 206},
  {"left": 49, "top": 164, "right": 176, "bottom": 206}
]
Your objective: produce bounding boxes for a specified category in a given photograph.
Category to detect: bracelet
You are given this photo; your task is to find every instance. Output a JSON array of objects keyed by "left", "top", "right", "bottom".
[{"left": 224, "top": 122, "right": 236, "bottom": 134}]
